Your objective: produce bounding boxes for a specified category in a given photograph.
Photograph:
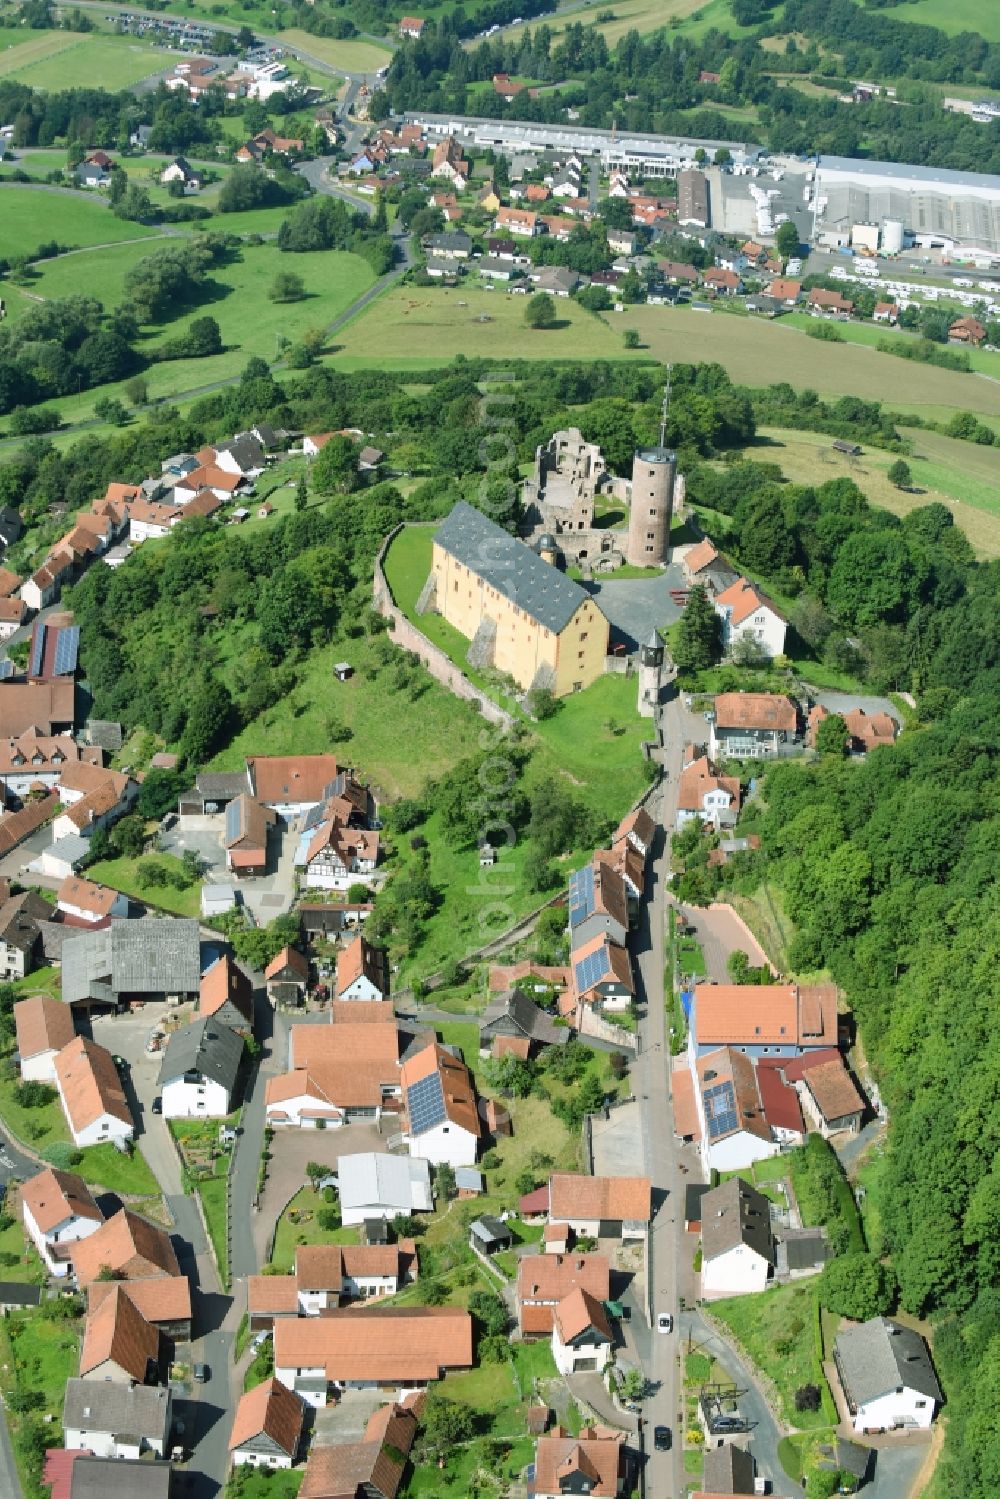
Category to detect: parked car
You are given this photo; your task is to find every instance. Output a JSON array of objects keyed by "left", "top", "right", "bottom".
[
  {"left": 654, "top": 1425, "right": 671, "bottom": 1451},
  {"left": 657, "top": 1312, "right": 673, "bottom": 1333},
  {"left": 151, "top": 1097, "right": 162, "bottom": 1116},
  {"left": 193, "top": 1363, "right": 208, "bottom": 1383}
]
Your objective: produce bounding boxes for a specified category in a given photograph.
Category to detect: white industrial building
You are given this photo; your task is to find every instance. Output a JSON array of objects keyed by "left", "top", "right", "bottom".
[{"left": 814, "top": 155, "right": 1000, "bottom": 260}]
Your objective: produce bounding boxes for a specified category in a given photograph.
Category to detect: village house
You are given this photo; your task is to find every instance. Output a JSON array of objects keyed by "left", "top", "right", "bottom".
[
  {"left": 0, "top": 733, "right": 100, "bottom": 799},
  {"left": 79, "top": 1283, "right": 161, "bottom": 1385},
  {"left": 86, "top": 1275, "right": 191, "bottom": 1343},
  {"left": 806, "top": 703, "right": 898, "bottom": 755},
  {"left": 790, "top": 1052, "right": 867, "bottom": 1137},
  {"left": 223, "top": 792, "right": 276, "bottom": 875},
  {"left": 0, "top": 678, "right": 75, "bottom": 738},
  {"left": 570, "top": 934, "right": 634, "bottom": 1017},
  {"left": 809, "top": 287, "right": 854, "bottom": 316},
  {"left": 199, "top": 953, "right": 254, "bottom": 1035},
  {"left": 158, "top": 1016, "right": 243, "bottom": 1119},
  {"left": 543, "top": 1173, "right": 652, "bottom": 1241},
  {"left": 834, "top": 1318, "right": 942, "bottom": 1433},
  {"left": 699, "top": 1175, "right": 776, "bottom": 1298},
  {"left": 675, "top": 1045, "right": 795, "bottom": 1176},
  {"left": 51, "top": 769, "right": 137, "bottom": 844},
  {"left": 423, "top": 230, "right": 472, "bottom": 259},
  {"left": 296, "top": 814, "right": 380, "bottom": 890},
  {"left": 709, "top": 692, "right": 799, "bottom": 759},
  {"left": 615, "top": 806, "right": 656, "bottom": 862},
  {"left": 14, "top": 995, "right": 75, "bottom": 1082},
  {"left": 264, "top": 1013, "right": 401, "bottom": 1129},
  {"left": 479, "top": 986, "right": 567, "bottom": 1059},
  {"left": 688, "top": 981, "right": 839, "bottom": 1060},
  {"left": 430, "top": 136, "right": 469, "bottom": 190},
  {"left": 873, "top": 300, "right": 898, "bottom": 323},
  {"left": 159, "top": 155, "right": 202, "bottom": 191},
  {"left": 398, "top": 15, "right": 425, "bottom": 36},
  {"left": 335, "top": 1151, "right": 433, "bottom": 1226},
  {"left": 335, "top": 935, "right": 390, "bottom": 1001},
  {"left": 949, "top": 315, "right": 986, "bottom": 345},
  {"left": 704, "top": 267, "right": 743, "bottom": 296},
  {"left": 248, "top": 1240, "right": 418, "bottom": 1329},
  {"left": 595, "top": 841, "right": 645, "bottom": 906},
  {"left": 20, "top": 1166, "right": 102, "bottom": 1278},
  {"left": 298, "top": 1399, "right": 420, "bottom": 1499},
  {"left": 400, "top": 1042, "right": 480, "bottom": 1167},
  {"left": 569, "top": 859, "right": 629, "bottom": 948},
  {"left": 714, "top": 577, "right": 787, "bottom": 658},
  {"left": 247, "top": 754, "right": 343, "bottom": 818},
  {"left": 57, "top": 875, "right": 128, "bottom": 927},
  {"left": 264, "top": 945, "right": 310, "bottom": 1006},
  {"left": 517, "top": 1252, "right": 611, "bottom": 1337},
  {"left": 551, "top": 1287, "right": 615, "bottom": 1375},
  {"left": 496, "top": 206, "right": 540, "bottom": 237},
  {"left": 675, "top": 754, "right": 741, "bottom": 832},
  {"left": 273, "top": 1306, "right": 473, "bottom": 1406},
  {"left": 229, "top": 1377, "right": 305, "bottom": 1471},
  {"left": 769, "top": 277, "right": 802, "bottom": 305},
  {"left": 533, "top": 1427, "right": 631, "bottom": 1499},
  {"left": 63, "top": 1380, "right": 172, "bottom": 1462},
  {"left": 73, "top": 1209, "right": 191, "bottom": 1338},
  {"left": 0, "top": 890, "right": 52, "bottom": 979},
  {"left": 53, "top": 1036, "right": 134, "bottom": 1147},
  {"left": 0, "top": 596, "right": 26, "bottom": 638}
]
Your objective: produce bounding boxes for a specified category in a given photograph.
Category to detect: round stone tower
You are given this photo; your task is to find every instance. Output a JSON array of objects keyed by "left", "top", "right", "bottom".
[
  {"left": 638, "top": 627, "right": 664, "bottom": 718},
  {"left": 625, "top": 444, "right": 676, "bottom": 568}
]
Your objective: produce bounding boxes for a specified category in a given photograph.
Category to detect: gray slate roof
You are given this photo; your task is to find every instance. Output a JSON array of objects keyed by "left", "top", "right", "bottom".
[
  {"left": 62, "top": 918, "right": 202, "bottom": 1006},
  {"left": 835, "top": 1318, "right": 942, "bottom": 1408},
  {"left": 435, "top": 501, "right": 600, "bottom": 634},
  {"left": 70, "top": 1455, "right": 172, "bottom": 1499},
  {"left": 703, "top": 1441, "right": 756, "bottom": 1494},
  {"left": 158, "top": 1014, "right": 243, "bottom": 1092},
  {"left": 480, "top": 987, "right": 568, "bottom": 1046},
  {"left": 700, "top": 1176, "right": 775, "bottom": 1266},
  {"left": 63, "top": 1377, "right": 171, "bottom": 1441}
]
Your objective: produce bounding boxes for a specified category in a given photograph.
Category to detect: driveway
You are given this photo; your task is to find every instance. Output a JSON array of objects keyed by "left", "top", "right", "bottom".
[
  {"left": 585, "top": 566, "right": 688, "bottom": 652},
  {"left": 591, "top": 1101, "right": 645, "bottom": 1179},
  {"left": 811, "top": 691, "right": 900, "bottom": 724},
  {"left": 252, "top": 1120, "right": 387, "bottom": 1269},
  {"left": 676, "top": 903, "right": 770, "bottom": 983}
]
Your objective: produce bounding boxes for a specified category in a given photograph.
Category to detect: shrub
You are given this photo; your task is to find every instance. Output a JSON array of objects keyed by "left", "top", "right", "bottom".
[{"left": 795, "top": 1383, "right": 821, "bottom": 1412}]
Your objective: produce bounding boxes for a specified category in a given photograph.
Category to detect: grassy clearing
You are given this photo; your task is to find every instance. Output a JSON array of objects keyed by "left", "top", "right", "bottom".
[
  {"left": 0, "top": 1064, "right": 68, "bottom": 1152},
  {"left": 855, "top": 1147, "right": 888, "bottom": 1257},
  {"left": 747, "top": 426, "right": 1000, "bottom": 560},
  {"left": 0, "top": 185, "right": 158, "bottom": 259},
  {"left": 0, "top": 30, "right": 175, "bottom": 89},
  {"left": 711, "top": 1281, "right": 834, "bottom": 1430},
  {"left": 335, "top": 283, "right": 637, "bottom": 369},
  {"left": 488, "top": 0, "right": 745, "bottom": 47},
  {"left": 210, "top": 632, "right": 486, "bottom": 800},
  {"left": 0, "top": 1304, "right": 81, "bottom": 1497},
  {"left": 784, "top": 311, "right": 1000, "bottom": 380},
  {"left": 270, "top": 1186, "right": 360, "bottom": 1272},
  {"left": 278, "top": 27, "right": 392, "bottom": 71},
  {"left": 87, "top": 853, "right": 203, "bottom": 917},
  {"left": 888, "top": 0, "right": 1000, "bottom": 39},
  {"left": 620, "top": 303, "right": 1000, "bottom": 423},
  {"left": 727, "top": 885, "right": 794, "bottom": 977}
]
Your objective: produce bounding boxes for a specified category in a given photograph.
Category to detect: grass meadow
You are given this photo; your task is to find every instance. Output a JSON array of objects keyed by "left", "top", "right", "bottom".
[
  {"left": 0, "top": 28, "right": 175, "bottom": 89},
  {"left": 0, "top": 186, "right": 159, "bottom": 259},
  {"left": 277, "top": 27, "right": 392, "bottom": 73},
  {"left": 485, "top": 0, "right": 751, "bottom": 48},
  {"left": 888, "top": 0, "right": 1000, "bottom": 40}
]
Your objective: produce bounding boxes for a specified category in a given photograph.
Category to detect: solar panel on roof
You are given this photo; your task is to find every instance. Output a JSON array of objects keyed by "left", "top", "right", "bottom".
[
  {"left": 225, "top": 800, "right": 241, "bottom": 843},
  {"left": 574, "top": 944, "right": 610, "bottom": 994},
  {"left": 569, "top": 866, "right": 595, "bottom": 928},
  {"left": 407, "top": 1070, "right": 446, "bottom": 1134},
  {"left": 29, "top": 625, "right": 45, "bottom": 678},
  {"left": 704, "top": 1080, "right": 738, "bottom": 1140},
  {"left": 52, "top": 626, "right": 79, "bottom": 678}
]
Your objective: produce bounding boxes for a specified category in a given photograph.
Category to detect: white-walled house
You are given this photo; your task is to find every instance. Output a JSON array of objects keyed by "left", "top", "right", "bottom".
[
  {"left": 20, "top": 1167, "right": 103, "bottom": 1278},
  {"left": 13, "top": 994, "right": 75, "bottom": 1082},
  {"left": 158, "top": 1016, "right": 243, "bottom": 1119},
  {"left": 551, "top": 1288, "right": 615, "bottom": 1375},
  {"left": 675, "top": 755, "right": 741, "bottom": 832},
  {"left": 229, "top": 1377, "right": 304, "bottom": 1470},
  {"left": 688, "top": 1046, "right": 781, "bottom": 1175},
  {"left": 400, "top": 1043, "right": 480, "bottom": 1167},
  {"left": 714, "top": 577, "right": 787, "bottom": 658},
  {"left": 63, "top": 1379, "right": 171, "bottom": 1461},
  {"left": 52, "top": 1036, "right": 134, "bottom": 1148},
  {"left": 335, "top": 936, "right": 390, "bottom": 1001},
  {"left": 834, "top": 1319, "right": 942, "bottom": 1434},
  {"left": 57, "top": 875, "right": 129, "bottom": 926},
  {"left": 699, "top": 1176, "right": 775, "bottom": 1298}
]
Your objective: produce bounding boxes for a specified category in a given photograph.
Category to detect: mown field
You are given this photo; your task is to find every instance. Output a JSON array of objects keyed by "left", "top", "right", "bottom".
[
  {"left": 0, "top": 186, "right": 159, "bottom": 259},
  {"left": 888, "top": 0, "right": 1000, "bottom": 40},
  {"left": 0, "top": 27, "right": 175, "bottom": 88},
  {"left": 277, "top": 27, "right": 392, "bottom": 73},
  {"left": 487, "top": 0, "right": 752, "bottom": 47},
  {"left": 619, "top": 302, "right": 1000, "bottom": 423},
  {"left": 334, "top": 282, "right": 638, "bottom": 368},
  {"left": 746, "top": 425, "right": 1000, "bottom": 559}
]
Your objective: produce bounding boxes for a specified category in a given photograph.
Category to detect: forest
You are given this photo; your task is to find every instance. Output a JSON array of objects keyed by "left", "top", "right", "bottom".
[{"left": 380, "top": 0, "right": 1000, "bottom": 171}]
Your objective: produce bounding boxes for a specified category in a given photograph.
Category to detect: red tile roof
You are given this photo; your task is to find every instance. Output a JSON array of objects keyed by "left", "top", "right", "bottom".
[
  {"left": 549, "top": 1173, "right": 651, "bottom": 1224},
  {"left": 14, "top": 994, "right": 75, "bottom": 1061}
]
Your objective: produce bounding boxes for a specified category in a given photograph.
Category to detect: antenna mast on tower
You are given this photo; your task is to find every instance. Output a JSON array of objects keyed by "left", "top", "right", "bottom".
[{"left": 659, "top": 365, "right": 672, "bottom": 448}]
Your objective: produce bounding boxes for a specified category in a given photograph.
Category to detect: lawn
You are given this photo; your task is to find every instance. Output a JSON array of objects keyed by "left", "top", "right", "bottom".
[
  {"left": 0, "top": 29, "right": 176, "bottom": 89},
  {"left": 0, "top": 185, "right": 159, "bottom": 259},
  {"left": 0, "top": 1303, "right": 82, "bottom": 1496},
  {"left": 278, "top": 27, "right": 392, "bottom": 72},
  {"left": 0, "top": 1060, "right": 68, "bottom": 1153},
  {"left": 620, "top": 303, "right": 1000, "bottom": 424},
  {"left": 210, "top": 632, "right": 487, "bottom": 800},
  {"left": 711, "top": 1281, "right": 834, "bottom": 1429},
  {"left": 170, "top": 1116, "right": 238, "bottom": 1281},
  {"left": 746, "top": 426, "right": 1000, "bottom": 560},
  {"left": 199, "top": 1171, "right": 229, "bottom": 1284},
  {"left": 334, "top": 284, "right": 637, "bottom": 369},
  {"left": 86, "top": 853, "right": 203, "bottom": 918},
  {"left": 269, "top": 1186, "right": 359, "bottom": 1272},
  {"left": 677, "top": 935, "right": 706, "bottom": 978},
  {"left": 226, "top": 1467, "right": 303, "bottom": 1499},
  {"left": 0, "top": 1204, "right": 45, "bottom": 1284},
  {"left": 855, "top": 1147, "right": 888, "bottom": 1258},
  {"left": 79, "top": 1142, "right": 160, "bottom": 1196}
]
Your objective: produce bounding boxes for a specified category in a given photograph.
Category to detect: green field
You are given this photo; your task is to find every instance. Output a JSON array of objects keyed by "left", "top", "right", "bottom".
[
  {"left": 888, "top": 0, "right": 1000, "bottom": 41},
  {"left": 620, "top": 303, "right": 1000, "bottom": 423},
  {"left": 334, "top": 283, "right": 636, "bottom": 369},
  {"left": 784, "top": 310, "right": 1000, "bottom": 380},
  {"left": 746, "top": 425, "right": 1000, "bottom": 560},
  {"left": 86, "top": 853, "right": 203, "bottom": 917},
  {"left": 0, "top": 186, "right": 159, "bottom": 259},
  {"left": 711, "top": 1282, "right": 834, "bottom": 1429},
  {"left": 0, "top": 28, "right": 176, "bottom": 89},
  {"left": 487, "top": 0, "right": 751, "bottom": 48},
  {"left": 278, "top": 27, "right": 392, "bottom": 73}
]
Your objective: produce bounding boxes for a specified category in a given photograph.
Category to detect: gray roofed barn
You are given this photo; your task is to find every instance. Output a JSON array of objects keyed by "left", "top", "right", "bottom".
[
  {"left": 479, "top": 987, "right": 568, "bottom": 1048},
  {"left": 834, "top": 1318, "right": 942, "bottom": 1410},
  {"left": 62, "top": 919, "right": 202, "bottom": 1008},
  {"left": 434, "top": 500, "right": 597, "bottom": 635},
  {"left": 700, "top": 1176, "right": 775, "bottom": 1266},
  {"left": 215, "top": 433, "right": 266, "bottom": 473},
  {"left": 63, "top": 1377, "right": 172, "bottom": 1443},
  {"left": 70, "top": 1456, "right": 173, "bottom": 1499},
  {"left": 158, "top": 1015, "right": 243, "bottom": 1093}
]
